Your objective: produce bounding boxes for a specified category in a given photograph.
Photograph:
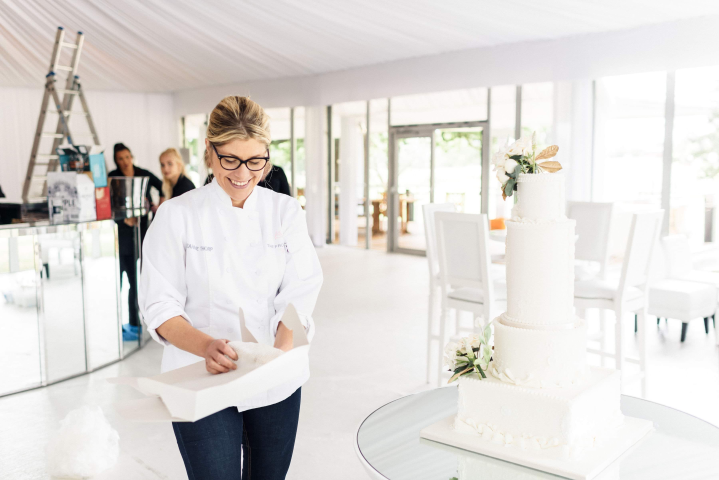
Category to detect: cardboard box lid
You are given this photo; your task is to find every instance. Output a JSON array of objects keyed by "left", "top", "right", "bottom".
[{"left": 109, "top": 304, "right": 310, "bottom": 422}]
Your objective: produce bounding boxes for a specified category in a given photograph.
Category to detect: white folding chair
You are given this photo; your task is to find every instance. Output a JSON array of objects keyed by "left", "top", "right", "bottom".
[
  {"left": 575, "top": 211, "right": 663, "bottom": 395},
  {"left": 435, "top": 212, "right": 504, "bottom": 385},
  {"left": 423, "top": 203, "right": 456, "bottom": 288},
  {"left": 422, "top": 203, "right": 455, "bottom": 383},
  {"left": 568, "top": 202, "right": 614, "bottom": 365}
]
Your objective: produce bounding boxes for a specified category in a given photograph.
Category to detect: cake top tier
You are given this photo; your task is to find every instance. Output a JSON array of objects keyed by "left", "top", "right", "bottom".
[{"left": 511, "top": 173, "right": 565, "bottom": 221}]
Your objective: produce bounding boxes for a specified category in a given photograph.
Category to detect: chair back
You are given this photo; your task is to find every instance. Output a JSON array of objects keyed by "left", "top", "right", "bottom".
[
  {"left": 435, "top": 212, "right": 493, "bottom": 305},
  {"left": 567, "top": 201, "right": 614, "bottom": 277},
  {"left": 422, "top": 203, "right": 456, "bottom": 280},
  {"left": 619, "top": 211, "right": 664, "bottom": 294},
  {"left": 661, "top": 235, "right": 692, "bottom": 278}
]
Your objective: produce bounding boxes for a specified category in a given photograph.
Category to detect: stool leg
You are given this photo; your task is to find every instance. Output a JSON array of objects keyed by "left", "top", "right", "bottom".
[
  {"left": 713, "top": 314, "right": 716, "bottom": 328},
  {"left": 657, "top": 317, "right": 661, "bottom": 326},
  {"left": 705, "top": 317, "right": 710, "bottom": 334},
  {"left": 681, "top": 322, "right": 688, "bottom": 342},
  {"left": 634, "top": 314, "right": 638, "bottom": 333}
]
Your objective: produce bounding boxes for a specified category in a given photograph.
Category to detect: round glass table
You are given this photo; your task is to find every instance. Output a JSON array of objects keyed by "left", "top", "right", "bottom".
[{"left": 355, "top": 386, "right": 719, "bottom": 480}]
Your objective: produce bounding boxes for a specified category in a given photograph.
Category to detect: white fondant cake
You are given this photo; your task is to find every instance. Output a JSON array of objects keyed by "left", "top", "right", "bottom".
[
  {"left": 492, "top": 315, "right": 588, "bottom": 388},
  {"left": 456, "top": 369, "right": 623, "bottom": 455},
  {"left": 452, "top": 173, "right": 629, "bottom": 458}
]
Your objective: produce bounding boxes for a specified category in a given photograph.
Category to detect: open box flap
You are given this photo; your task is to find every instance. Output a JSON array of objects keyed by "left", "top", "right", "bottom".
[{"left": 110, "top": 304, "right": 311, "bottom": 422}]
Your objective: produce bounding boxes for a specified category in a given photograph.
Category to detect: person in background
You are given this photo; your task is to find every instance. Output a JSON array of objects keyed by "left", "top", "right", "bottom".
[
  {"left": 159, "top": 148, "right": 195, "bottom": 199},
  {"left": 108, "top": 142, "right": 164, "bottom": 342},
  {"left": 259, "top": 164, "right": 291, "bottom": 196},
  {"left": 205, "top": 164, "right": 291, "bottom": 197}
]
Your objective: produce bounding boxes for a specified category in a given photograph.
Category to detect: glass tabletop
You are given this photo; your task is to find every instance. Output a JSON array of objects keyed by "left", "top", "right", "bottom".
[{"left": 356, "top": 386, "right": 719, "bottom": 480}]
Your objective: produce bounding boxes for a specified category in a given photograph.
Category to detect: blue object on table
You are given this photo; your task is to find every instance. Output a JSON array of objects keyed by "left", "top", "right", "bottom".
[{"left": 88, "top": 153, "right": 107, "bottom": 188}]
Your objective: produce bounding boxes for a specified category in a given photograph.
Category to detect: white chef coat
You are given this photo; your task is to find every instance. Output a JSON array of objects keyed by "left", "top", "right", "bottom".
[{"left": 138, "top": 179, "right": 322, "bottom": 411}]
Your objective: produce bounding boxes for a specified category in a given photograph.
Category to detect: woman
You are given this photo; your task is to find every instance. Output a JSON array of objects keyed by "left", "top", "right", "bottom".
[
  {"left": 108, "top": 143, "right": 164, "bottom": 341},
  {"left": 139, "top": 96, "right": 322, "bottom": 480},
  {"left": 159, "top": 147, "right": 195, "bottom": 199}
]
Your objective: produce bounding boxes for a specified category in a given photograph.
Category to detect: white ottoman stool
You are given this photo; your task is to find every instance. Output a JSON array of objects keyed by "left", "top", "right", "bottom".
[{"left": 648, "top": 279, "right": 717, "bottom": 342}]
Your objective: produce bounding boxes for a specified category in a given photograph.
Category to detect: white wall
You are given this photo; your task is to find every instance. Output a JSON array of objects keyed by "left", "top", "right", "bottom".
[
  {"left": 174, "top": 15, "right": 719, "bottom": 116},
  {"left": 0, "top": 88, "right": 177, "bottom": 201}
]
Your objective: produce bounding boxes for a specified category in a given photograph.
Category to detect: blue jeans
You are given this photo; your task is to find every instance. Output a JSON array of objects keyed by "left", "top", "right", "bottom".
[{"left": 172, "top": 388, "right": 301, "bottom": 480}]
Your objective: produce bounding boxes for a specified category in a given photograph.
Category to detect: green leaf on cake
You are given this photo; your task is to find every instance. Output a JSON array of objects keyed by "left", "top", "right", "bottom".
[{"left": 503, "top": 179, "right": 515, "bottom": 197}]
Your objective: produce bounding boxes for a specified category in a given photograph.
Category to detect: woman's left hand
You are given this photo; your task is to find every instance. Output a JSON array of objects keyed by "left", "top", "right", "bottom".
[{"left": 274, "top": 321, "right": 294, "bottom": 352}]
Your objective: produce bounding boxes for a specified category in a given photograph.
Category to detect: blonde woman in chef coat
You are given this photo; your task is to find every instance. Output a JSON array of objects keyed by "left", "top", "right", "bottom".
[{"left": 139, "top": 96, "right": 322, "bottom": 480}]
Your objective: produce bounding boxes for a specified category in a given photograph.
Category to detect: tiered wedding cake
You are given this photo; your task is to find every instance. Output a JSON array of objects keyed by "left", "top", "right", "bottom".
[
  {"left": 454, "top": 173, "right": 623, "bottom": 456},
  {"left": 420, "top": 147, "right": 653, "bottom": 478}
]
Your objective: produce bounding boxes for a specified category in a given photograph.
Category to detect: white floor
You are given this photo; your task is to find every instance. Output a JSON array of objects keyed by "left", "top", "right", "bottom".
[{"left": 1, "top": 246, "right": 718, "bottom": 479}]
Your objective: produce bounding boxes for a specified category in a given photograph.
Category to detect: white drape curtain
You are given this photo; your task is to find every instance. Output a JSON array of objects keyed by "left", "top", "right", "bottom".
[
  {"left": 338, "top": 116, "right": 364, "bottom": 246},
  {"left": 303, "top": 106, "right": 327, "bottom": 247},
  {"left": 0, "top": 87, "right": 177, "bottom": 201}
]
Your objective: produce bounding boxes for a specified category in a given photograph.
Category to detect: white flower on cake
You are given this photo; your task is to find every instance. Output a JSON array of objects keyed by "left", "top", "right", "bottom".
[
  {"left": 444, "top": 323, "right": 493, "bottom": 383},
  {"left": 491, "top": 132, "right": 562, "bottom": 200}
]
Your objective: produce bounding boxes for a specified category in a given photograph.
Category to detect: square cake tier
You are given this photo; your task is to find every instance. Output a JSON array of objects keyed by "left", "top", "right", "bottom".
[{"left": 456, "top": 366, "right": 622, "bottom": 454}]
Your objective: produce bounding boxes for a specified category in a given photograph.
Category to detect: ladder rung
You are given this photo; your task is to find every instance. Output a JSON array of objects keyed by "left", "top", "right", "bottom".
[
  {"left": 41, "top": 133, "right": 65, "bottom": 138},
  {"left": 32, "top": 175, "right": 48, "bottom": 179},
  {"left": 34, "top": 162, "right": 51, "bottom": 166},
  {"left": 61, "top": 42, "right": 78, "bottom": 49},
  {"left": 35, "top": 154, "right": 59, "bottom": 159},
  {"left": 57, "top": 90, "right": 78, "bottom": 95},
  {"left": 63, "top": 111, "right": 88, "bottom": 116},
  {"left": 55, "top": 66, "right": 73, "bottom": 72}
]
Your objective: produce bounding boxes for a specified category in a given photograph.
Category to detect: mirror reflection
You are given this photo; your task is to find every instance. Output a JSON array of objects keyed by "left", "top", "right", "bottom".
[
  {"left": 0, "top": 234, "right": 42, "bottom": 395},
  {"left": 38, "top": 228, "right": 87, "bottom": 383}
]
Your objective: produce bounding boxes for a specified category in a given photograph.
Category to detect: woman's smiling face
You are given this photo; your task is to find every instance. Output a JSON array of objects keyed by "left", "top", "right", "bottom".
[{"left": 206, "top": 138, "right": 268, "bottom": 208}]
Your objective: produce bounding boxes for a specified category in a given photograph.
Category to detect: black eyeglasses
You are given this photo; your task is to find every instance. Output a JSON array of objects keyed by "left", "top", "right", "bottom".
[{"left": 211, "top": 143, "right": 270, "bottom": 171}]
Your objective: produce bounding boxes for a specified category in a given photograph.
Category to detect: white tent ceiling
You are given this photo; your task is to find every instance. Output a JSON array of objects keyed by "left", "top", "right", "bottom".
[{"left": 1, "top": 0, "right": 719, "bottom": 93}]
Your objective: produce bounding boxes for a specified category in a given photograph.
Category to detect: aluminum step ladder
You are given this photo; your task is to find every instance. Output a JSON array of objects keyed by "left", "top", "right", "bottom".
[{"left": 22, "top": 27, "right": 101, "bottom": 202}]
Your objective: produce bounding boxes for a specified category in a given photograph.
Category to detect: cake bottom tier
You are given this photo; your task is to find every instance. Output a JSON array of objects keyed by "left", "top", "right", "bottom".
[
  {"left": 492, "top": 313, "right": 588, "bottom": 388},
  {"left": 455, "top": 367, "right": 623, "bottom": 456}
]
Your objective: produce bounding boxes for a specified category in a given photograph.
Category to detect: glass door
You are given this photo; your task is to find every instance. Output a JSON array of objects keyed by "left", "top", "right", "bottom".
[
  {"left": 396, "top": 135, "right": 432, "bottom": 252},
  {"left": 388, "top": 122, "right": 487, "bottom": 255}
]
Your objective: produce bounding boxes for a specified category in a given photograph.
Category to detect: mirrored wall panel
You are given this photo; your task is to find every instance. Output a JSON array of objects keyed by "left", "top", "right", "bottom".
[{"left": 0, "top": 233, "right": 42, "bottom": 395}]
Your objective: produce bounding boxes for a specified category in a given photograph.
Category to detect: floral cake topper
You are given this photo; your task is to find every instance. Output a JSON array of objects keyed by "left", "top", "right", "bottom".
[{"left": 492, "top": 132, "right": 561, "bottom": 200}]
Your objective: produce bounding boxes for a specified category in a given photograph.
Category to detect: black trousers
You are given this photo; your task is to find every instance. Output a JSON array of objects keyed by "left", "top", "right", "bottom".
[{"left": 119, "top": 253, "right": 140, "bottom": 327}]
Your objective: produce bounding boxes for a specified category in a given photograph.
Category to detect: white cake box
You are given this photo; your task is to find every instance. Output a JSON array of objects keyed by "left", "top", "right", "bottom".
[
  {"left": 47, "top": 172, "right": 97, "bottom": 223},
  {"left": 108, "top": 304, "right": 309, "bottom": 422}
]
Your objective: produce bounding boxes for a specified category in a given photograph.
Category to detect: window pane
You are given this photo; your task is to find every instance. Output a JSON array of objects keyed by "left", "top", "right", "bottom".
[
  {"left": 489, "top": 85, "right": 517, "bottom": 224},
  {"left": 673, "top": 66, "right": 719, "bottom": 244},
  {"left": 594, "top": 72, "right": 666, "bottom": 208},
  {"left": 521, "top": 82, "right": 554, "bottom": 144},
  {"left": 266, "top": 107, "right": 292, "bottom": 175}
]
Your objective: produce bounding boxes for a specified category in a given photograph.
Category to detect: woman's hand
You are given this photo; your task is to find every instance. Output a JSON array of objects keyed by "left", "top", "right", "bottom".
[
  {"left": 123, "top": 217, "right": 137, "bottom": 227},
  {"left": 274, "top": 321, "right": 294, "bottom": 352},
  {"left": 203, "top": 338, "right": 239, "bottom": 374}
]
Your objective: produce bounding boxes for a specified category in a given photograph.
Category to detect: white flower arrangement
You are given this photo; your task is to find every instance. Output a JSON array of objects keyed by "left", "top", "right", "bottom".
[
  {"left": 492, "top": 132, "right": 562, "bottom": 199},
  {"left": 444, "top": 322, "right": 493, "bottom": 383}
]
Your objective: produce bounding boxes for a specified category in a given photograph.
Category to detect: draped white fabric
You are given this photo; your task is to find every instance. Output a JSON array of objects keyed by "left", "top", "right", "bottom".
[
  {"left": 0, "top": 87, "right": 177, "bottom": 201},
  {"left": 1, "top": 1, "right": 719, "bottom": 92}
]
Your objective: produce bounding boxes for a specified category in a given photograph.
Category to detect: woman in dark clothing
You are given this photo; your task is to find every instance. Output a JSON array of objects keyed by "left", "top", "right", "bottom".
[
  {"left": 259, "top": 164, "right": 291, "bottom": 196},
  {"left": 159, "top": 148, "right": 195, "bottom": 199},
  {"left": 108, "top": 142, "right": 164, "bottom": 342}
]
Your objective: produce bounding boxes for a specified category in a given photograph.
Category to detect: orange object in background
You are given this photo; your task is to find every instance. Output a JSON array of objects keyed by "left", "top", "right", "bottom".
[
  {"left": 490, "top": 218, "right": 506, "bottom": 230},
  {"left": 95, "top": 187, "right": 111, "bottom": 220}
]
